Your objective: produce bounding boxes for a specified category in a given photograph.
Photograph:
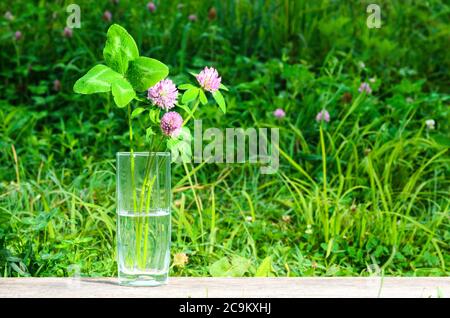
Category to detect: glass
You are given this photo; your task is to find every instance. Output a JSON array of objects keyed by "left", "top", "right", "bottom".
[{"left": 116, "top": 152, "right": 171, "bottom": 286}]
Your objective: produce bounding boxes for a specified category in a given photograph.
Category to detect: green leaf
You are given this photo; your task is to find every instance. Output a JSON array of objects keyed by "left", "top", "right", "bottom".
[
  {"left": 10, "top": 262, "right": 30, "bottom": 276},
  {"left": 199, "top": 90, "right": 208, "bottom": 105},
  {"left": 111, "top": 78, "right": 136, "bottom": 108},
  {"left": 209, "top": 256, "right": 251, "bottom": 277},
  {"left": 177, "top": 103, "right": 194, "bottom": 118},
  {"left": 212, "top": 90, "right": 226, "bottom": 113},
  {"left": 73, "top": 64, "right": 122, "bottom": 94},
  {"left": 169, "top": 127, "right": 192, "bottom": 163},
  {"left": 149, "top": 109, "right": 160, "bottom": 124},
  {"left": 127, "top": 57, "right": 169, "bottom": 91},
  {"left": 166, "top": 138, "right": 180, "bottom": 150},
  {"left": 178, "top": 126, "right": 192, "bottom": 140},
  {"left": 231, "top": 256, "right": 251, "bottom": 276},
  {"left": 145, "top": 127, "right": 155, "bottom": 142},
  {"left": 182, "top": 88, "right": 199, "bottom": 104},
  {"left": 209, "top": 257, "right": 231, "bottom": 277},
  {"left": 133, "top": 96, "right": 146, "bottom": 102},
  {"left": 131, "top": 107, "right": 146, "bottom": 119},
  {"left": 255, "top": 257, "right": 273, "bottom": 277},
  {"left": 219, "top": 83, "right": 229, "bottom": 91},
  {"left": 178, "top": 83, "right": 196, "bottom": 90},
  {"left": 103, "top": 24, "right": 139, "bottom": 75},
  {"left": 432, "top": 134, "right": 450, "bottom": 147}
]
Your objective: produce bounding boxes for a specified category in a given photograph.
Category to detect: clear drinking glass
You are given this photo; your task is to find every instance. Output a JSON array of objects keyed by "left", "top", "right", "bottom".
[{"left": 116, "top": 152, "right": 171, "bottom": 286}]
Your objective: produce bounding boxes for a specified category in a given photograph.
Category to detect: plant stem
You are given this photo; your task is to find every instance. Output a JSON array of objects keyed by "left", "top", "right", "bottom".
[
  {"left": 182, "top": 98, "right": 200, "bottom": 126},
  {"left": 320, "top": 124, "right": 329, "bottom": 242},
  {"left": 141, "top": 145, "right": 169, "bottom": 264},
  {"left": 183, "top": 161, "right": 204, "bottom": 241},
  {"left": 137, "top": 136, "right": 164, "bottom": 268},
  {"left": 128, "top": 105, "right": 141, "bottom": 266},
  {"left": 209, "top": 186, "right": 216, "bottom": 254},
  {"left": 138, "top": 137, "right": 156, "bottom": 213},
  {"left": 128, "top": 105, "right": 137, "bottom": 212},
  {"left": 142, "top": 175, "right": 157, "bottom": 265}
]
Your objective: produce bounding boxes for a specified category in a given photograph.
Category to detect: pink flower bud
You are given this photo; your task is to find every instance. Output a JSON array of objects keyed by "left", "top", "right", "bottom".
[
  {"left": 63, "top": 27, "right": 73, "bottom": 38},
  {"left": 316, "top": 110, "right": 330, "bottom": 123},
  {"left": 14, "top": 31, "right": 22, "bottom": 40},
  {"left": 358, "top": 82, "right": 372, "bottom": 94},
  {"left": 273, "top": 108, "right": 286, "bottom": 118},
  {"left": 103, "top": 10, "right": 112, "bottom": 22},
  {"left": 53, "top": 79, "right": 61, "bottom": 92},
  {"left": 147, "top": 2, "right": 156, "bottom": 13}
]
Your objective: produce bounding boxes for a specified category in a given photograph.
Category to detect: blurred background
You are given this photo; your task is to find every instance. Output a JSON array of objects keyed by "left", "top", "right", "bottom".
[{"left": 0, "top": 0, "right": 448, "bottom": 277}]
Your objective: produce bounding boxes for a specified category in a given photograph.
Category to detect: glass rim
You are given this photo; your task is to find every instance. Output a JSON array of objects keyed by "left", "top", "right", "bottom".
[{"left": 116, "top": 151, "right": 171, "bottom": 157}]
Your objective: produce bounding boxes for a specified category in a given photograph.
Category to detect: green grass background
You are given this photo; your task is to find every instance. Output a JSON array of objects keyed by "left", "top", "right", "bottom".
[{"left": 0, "top": 0, "right": 449, "bottom": 277}]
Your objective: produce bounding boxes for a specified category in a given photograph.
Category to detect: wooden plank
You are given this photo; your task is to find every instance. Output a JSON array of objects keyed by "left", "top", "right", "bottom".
[{"left": 0, "top": 277, "right": 448, "bottom": 298}]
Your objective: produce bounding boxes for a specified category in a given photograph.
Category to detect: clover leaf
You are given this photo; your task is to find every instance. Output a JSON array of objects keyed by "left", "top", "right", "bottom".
[
  {"left": 73, "top": 24, "right": 168, "bottom": 108},
  {"left": 103, "top": 24, "right": 139, "bottom": 75}
]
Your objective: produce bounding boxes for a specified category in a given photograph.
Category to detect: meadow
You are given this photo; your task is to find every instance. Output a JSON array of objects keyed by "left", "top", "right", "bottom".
[{"left": 0, "top": 0, "right": 449, "bottom": 278}]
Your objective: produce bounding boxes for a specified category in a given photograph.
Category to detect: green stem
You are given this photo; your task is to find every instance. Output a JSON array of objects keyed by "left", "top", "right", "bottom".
[
  {"left": 128, "top": 105, "right": 141, "bottom": 266},
  {"left": 141, "top": 140, "right": 169, "bottom": 266},
  {"left": 128, "top": 105, "right": 137, "bottom": 212},
  {"left": 183, "top": 161, "right": 204, "bottom": 241},
  {"left": 137, "top": 136, "right": 164, "bottom": 269},
  {"left": 142, "top": 175, "right": 157, "bottom": 264},
  {"left": 320, "top": 124, "right": 329, "bottom": 242},
  {"left": 209, "top": 186, "right": 216, "bottom": 254},
  {"left": 183, "top": 98, "right": 200, "bottom": 126},
  {"left": 138, "top": 137, "right": 156, "bottom": 213}
]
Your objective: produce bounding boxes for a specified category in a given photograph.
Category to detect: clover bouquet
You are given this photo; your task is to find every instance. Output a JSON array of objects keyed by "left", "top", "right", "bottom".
[{"left": 73, "top": 24, "right": 227, "bottom": 286}]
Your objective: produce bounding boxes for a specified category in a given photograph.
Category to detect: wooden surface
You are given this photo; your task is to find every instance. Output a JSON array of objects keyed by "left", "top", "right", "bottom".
[{"left": 0, "top": 277, "right": 448, "bottom": 298}]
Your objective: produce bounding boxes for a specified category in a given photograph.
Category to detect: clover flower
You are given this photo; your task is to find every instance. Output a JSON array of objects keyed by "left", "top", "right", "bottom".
[
  {"left": 316, "top": 109, "right": 330, "bottom": 123},
  {"left": 425, "top": 119, "right": 435, "bottom": 130},
  {"left": 196, "top": 67, "right": 221, "bottom": 93},
  {"left": 14, "top": 31, "right": 22, "bottom": 41},
  {"left": 4, "top": 11, "right": 14, "bottom": 21},
  {"left": 147, "top": 79, "right": 178, "bottom": 110},
  {"left": 188, "top": 14, "right": 197, "bottom": 22},
  {"left": 341, "top": 92, "right": 352, "bottom": 104},
  {"left": 305, "top": 224, "right": 313, "bottom": 234},
  {"left": 103, "top": 10, "right": 112, "bottom": 22},
  {"left": 273, "top": 108, "right": 285, "bottom": 118},
  {"left": 208, "top": 7, "right": 217, "bottom": 20},
  {"left": 53, "top": 79, "right": 61, "bottom": 91},
  {"left": 173, "top": 253, "right": 189, "bottom": 268},
  {"left": 147, "top": 2, "right": 156, "bottom": 12},
  {"left": 160, "top": 111, "right": 183, "bottom": 137},
  {"left": 63, "top": 27, "right": 73, "bottom": 38},
  {"left": 358, "top": 82, "right": 372, "bottom": 94}
]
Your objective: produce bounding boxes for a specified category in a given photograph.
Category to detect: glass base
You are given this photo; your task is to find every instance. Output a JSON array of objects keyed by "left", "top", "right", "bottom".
[{"left": 118, "top": 271, "right": 168, "bottom": 287}]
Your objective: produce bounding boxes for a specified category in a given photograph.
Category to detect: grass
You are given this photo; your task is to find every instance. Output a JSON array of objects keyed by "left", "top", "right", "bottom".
[{"left": 0, "top": 0, "right": 449, "bottom": 278}]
